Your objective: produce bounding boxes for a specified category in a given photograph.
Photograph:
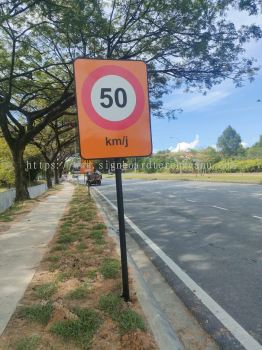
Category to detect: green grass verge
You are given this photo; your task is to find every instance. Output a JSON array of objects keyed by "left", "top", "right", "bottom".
[
  {"left": 14, "top": 335, "right": 41, "bottom": 350},
  {"left": 89, "top": 229, "right": 105, "bottom": 245},
  {"left": 118, "top": 172, "right": 262, "bottom": 184},
  {"left": 20, "top": 303, "right": 53, "bottom": 325},
  {"left": 34, "top": 283, "right": 57, "bottom": 299},
  {"left": 99, "top": 293, "right": 146, "bottom": 334},
  {"left": 66, "top": 284, "right": 89, "bottom": 300},
  {"left": 50, "top": 307, "right": 101, "bottom": 349},
  {"left": 100, "top": 258, "right": 120, "bottom": 279}
]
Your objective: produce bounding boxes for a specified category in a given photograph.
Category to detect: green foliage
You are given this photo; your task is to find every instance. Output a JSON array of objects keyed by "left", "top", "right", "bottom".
[
  {"left": 92, "top": 223, "right": 106, "bottom": 230},
  {"left": 247, "top": 146, "right": 262, "bottom": 158},
  {"left": 247, "top": 135, "right": 262, "bottom": 158},
  {"left": 56, "top": 271, "right": 72, "bottom": 282},
  {"left": 0, "top": 137, "right": 14, "bottom": 187},
  {"left": 20, "top": 303, "right": 53, "bottom": 325},
  {"left": 99, "top": 293, "right": 123, "bottom": 317},
  {"left": 118, "top": 309, "right": 146, "bottom": 334},
  {"left": 14, "top": 335, "right": 41, "bottom": 350},
  {"left": 66, "top": 284, "right": 89, "bottom": 300},
  {"left": 100, "top": 258, "right": 120, "bottom": 279},
  {"left": 195, "top": 147, "right": 221, "bottom": 164},
  {"left": 35, "top": 283, "right": 57, "bottom": 299},
  {"left": 50, "top": 308, "right": 101, "bottom": 349},
  {"left": 217, "top": 126, "right": 243, "bottom": 156},
  {"left": 211, "top": 159, "right": 262, "bottom": 173},
  {"left": 89, "top": 229, "right": 105, "bottom": 245},
  {"left": 99, "top": 293, "right": 146, "bottom": 334}
]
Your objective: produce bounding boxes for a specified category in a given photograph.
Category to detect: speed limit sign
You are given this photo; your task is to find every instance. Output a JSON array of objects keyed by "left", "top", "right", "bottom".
[{"left": 74, "top": 59, "right": 152, "bottom": 159}]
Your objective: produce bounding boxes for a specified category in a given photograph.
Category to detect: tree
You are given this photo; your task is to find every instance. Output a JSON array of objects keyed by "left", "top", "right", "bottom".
[
  {"left": 253, "top": 135, "right": 262, "bottom": 148},
  {"left": 1, "top": 0, "right": 262, "bottom": 199},
  {"left": 196, "top": 147, "right": 221, "bottom": 164},
  {"left": 217, "top": 126, "right": 243, "bottom": 157},
  {"left": 0, "top": 136, "right": 42, "bottom": 187},
  {"left": 32, "top": 119, "right": 77, "bottom": 188},
  {"left": 247, "top": 135, "right": 262, "bottom": 158},
  {"left": 0, "top": 1, "right": 76, "bottom": 199}
]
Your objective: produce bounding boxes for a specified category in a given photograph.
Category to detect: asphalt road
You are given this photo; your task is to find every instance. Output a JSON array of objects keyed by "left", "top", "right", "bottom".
[{"left": 95, "top": 178, "right": 262, "bottom": 348}]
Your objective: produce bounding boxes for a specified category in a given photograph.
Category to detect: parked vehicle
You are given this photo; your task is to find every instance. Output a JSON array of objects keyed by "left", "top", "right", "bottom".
[{"left": 86, "top": 171, "right": 102, "bottom": 186}]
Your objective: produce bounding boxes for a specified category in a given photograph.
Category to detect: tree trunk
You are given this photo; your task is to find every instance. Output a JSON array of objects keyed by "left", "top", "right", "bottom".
[
  {"left": 54, "top": 160, "right": 59, "bottom": 185},
  {"left": 46, "top": 166, "right": 53, "bottom": 188},
  {"left": 12, "top": 147, "right": 30, "bottom": 201},
  {"left": 58, "top": 161, "right": 65, "bottom": 178}
]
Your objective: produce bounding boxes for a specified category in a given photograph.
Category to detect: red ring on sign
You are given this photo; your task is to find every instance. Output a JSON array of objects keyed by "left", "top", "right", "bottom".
[{"left": 82, "top": 65, "right": 144, "bottom": 130}]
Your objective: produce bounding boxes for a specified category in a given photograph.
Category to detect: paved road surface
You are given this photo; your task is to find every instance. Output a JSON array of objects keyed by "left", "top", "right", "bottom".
[{"left": 95, "top": 178, "right": 262, "bottom": 348}]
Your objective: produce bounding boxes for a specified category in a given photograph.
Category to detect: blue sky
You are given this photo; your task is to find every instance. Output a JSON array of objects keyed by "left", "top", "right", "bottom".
[{"left": 151, "top": 10, "right": 262, "bottom": 152}]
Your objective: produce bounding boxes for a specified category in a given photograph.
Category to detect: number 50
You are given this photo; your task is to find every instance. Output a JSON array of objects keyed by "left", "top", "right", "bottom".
[{"left": 100, "top": 88, "right": 127, "bottom": 108}]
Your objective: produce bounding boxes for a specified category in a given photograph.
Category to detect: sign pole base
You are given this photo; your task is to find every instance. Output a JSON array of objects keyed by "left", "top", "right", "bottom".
[{"left": 115, "top": 158, "right": 130, "bottom": 302}]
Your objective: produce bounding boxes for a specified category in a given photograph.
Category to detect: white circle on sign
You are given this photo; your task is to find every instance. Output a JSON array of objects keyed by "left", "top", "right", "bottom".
[{"left": 91, "top": 75, "right": 136, "bottom": 122}]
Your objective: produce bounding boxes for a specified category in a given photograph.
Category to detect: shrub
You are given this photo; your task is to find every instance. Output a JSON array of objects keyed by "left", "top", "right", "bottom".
[{"left": 211, "top": 159, "right": 262, "bottom": 173}]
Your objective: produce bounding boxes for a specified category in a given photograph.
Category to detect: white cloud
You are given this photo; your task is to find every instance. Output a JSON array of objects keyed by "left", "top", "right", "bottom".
[
  {"left": 164, "top": 83, "right": 232, "bottom": 113},
  {"left": 169, "top": 135, "right": 200, "bottom": 152},
  {"left": 182, "top": 89, "right": 231, "bottom": 112},
  {"left": 241, "top": 141, "right": 249, "bottom": 148}
]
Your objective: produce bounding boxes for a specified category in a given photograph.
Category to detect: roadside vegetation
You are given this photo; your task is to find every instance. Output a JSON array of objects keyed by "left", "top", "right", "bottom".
[
  {"left": 0, "top": 185, "right": 156, "bottom": 350},
  {"left": 120, "top": 172, "right": 262, "bottom": 184},
  {"left": 110, "top": 130, "right": 262, "bottom": 184}
]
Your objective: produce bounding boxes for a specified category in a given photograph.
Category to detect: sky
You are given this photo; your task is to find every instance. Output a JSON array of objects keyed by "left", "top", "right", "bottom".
[{"left": 151, "top": 10, "right": 262, "bottom": 153}]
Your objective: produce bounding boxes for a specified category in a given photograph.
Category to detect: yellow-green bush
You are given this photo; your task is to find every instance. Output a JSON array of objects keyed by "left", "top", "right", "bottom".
[{"left": 211, "top": 159, "right": 262, "bottom": 173}]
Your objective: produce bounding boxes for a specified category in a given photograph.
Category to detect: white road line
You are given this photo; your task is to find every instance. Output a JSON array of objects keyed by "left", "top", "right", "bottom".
[
  {"left": 252, "top": 215, "right": 262, "bottom": 220},
  {"left": 212, "top": 205, "right": 228, "bottom": 211},
  {"left": 186, "top": 199, "right": 196, "bottom": 203},
  {"left": 229, "top": 191, "right": 238, "bottom": 193},
  {"left": 207, "top": 189, "right": 217, "bottom": 191},
  {"left": 94, "top": 188, "right": 262, "bottom": 350}
]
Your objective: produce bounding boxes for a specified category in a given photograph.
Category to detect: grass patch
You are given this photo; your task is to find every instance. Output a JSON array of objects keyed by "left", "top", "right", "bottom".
[
  {"left": 118, "top": 309, "right": 146, "bottom": 334},
  {"left": 50, "top": 307, "right": 101, "bottom": 349},
  {"left": 48, "top": 262, "right": 59, "bottom": 272},
  {"left": 86, "top": 269, "right": 97, "bottom": 279},
  {"left": 99, "top": 293, "right": 146, "bottom": 334},
  {"left": 57, "top": 231, "right": 80, "bottom": 244},
  {"left": 76, "top": 241, "right": 87, "bottom": 251},
  {"left": 100, "top": 258, "right": 120, "bottom": 279},
  {"left": 66, "top": 284, "right": 89, "bottom": 300},
  {"left": 14, "top": 335, "right": 41, "bottom": 350},
  {"left": 89, "top": 229, "right": 105, "bottom": 245},
  {"left": 99, "top": 293, "right": 123, "bottom": 318},
  {"left": 92, "top": 223, "right": 106, "bottom": 230},
  {"left": 46, "top": 255, "right": 60, "bottom": 263},
  {"left": 35, "top": 283, "right": 57, "bottom": 299},
  {"left": 56, "top": 271, "right": 72, "bottom": 282},
  {"left": 50, "top": 243, "right": 68, "bottom": 252},
  {"left": 20, "top": 303, "right": 53, "bottom": 325}
]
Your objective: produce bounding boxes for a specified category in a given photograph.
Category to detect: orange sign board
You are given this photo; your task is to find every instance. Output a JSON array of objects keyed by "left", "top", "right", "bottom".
[
  {"left": 74, "top": 59, "right": 152, "bottom": 159},
  {"left": 80, "top": 159, "right": 94, "bottom": 174}
]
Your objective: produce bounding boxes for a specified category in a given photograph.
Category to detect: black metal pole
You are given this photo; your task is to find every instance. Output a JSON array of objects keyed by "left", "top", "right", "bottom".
[{"left": 115, "top": 158, "right": 130, "bottom": 302}]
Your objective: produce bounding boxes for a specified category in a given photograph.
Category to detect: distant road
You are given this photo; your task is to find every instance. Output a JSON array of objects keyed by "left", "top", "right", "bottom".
[{"left": 95, "top": 179, "right": 262, "bottom": 349}]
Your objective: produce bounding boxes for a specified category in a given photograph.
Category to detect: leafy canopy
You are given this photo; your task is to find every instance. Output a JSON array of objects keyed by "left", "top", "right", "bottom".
[{"left": 217, "top": 125, "right": 243, "bottom": 156}]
